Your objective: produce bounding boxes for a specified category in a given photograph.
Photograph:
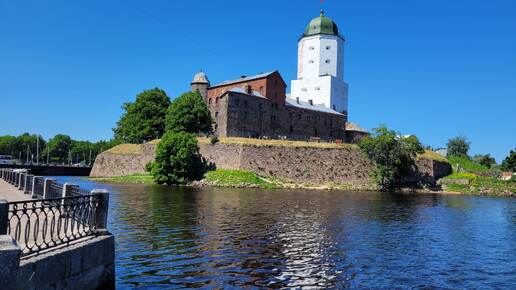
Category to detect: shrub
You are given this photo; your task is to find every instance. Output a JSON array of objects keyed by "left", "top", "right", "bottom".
[
  {"left": 144, "top": 162, "right": 153, "bottom": 173},
  {"left": 359, "top": 126, "right": 424, "bottom": 190},
  {"left": 150, "top": 131, "right": 207, "bottom": 185},
  {"left": 210, "top": 135, "right": 219, "bottom": 145}
]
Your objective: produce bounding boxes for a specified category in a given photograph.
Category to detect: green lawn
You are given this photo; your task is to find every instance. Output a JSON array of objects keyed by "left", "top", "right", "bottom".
[
  {"left": 205, "top": 169, "right": 278, "bottom": 189},
  {"left": 89, "top": 174, "right": 154, "bottom": 184}
]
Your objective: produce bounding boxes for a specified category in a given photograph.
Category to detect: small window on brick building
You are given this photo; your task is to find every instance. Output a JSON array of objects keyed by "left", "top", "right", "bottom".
[
  {"left": 215, "top": 98, "right": 219, "bottom": 104},
  {"left": 209, "top": 98, "right": 212, "bottom": 104},
  {"left": 289, "top": 126, "right": 293, "bottom": 133},
  {"left": 214, "top": 124, "right": 218, "bottom": 131},
  {"left": 274, "top": 79, "right": 278, "bottom": 85},
  {"left": 258, "top": 104, "right": 262, "bottom": 110},
  {"left": 244, "top": 100, "right": 248, "bottom": 107},
  {"left": 214, "top": 111, "right": 218, "bottom": 117},
  {"left": 235, "top": 98, "right": 239, "bottom": 105},
  {"left": 298, "top": 114, "right": 301, "bottom": 120},
  {"left": 259, "top": 86, "right": 264, "bottom": 94},
  {"left": 244, "top": 111, "right": 247, "bottom": 120}
]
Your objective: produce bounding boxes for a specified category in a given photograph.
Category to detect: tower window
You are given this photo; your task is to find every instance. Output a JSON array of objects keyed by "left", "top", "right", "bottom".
[
  {"left": 302, "top": 88, "right": 307, "bottom": 92},
  {"left": 309, "top": 46, "right": 315, "bottom": 50},
  {"left": 325, "top": 59, "right": 330, "bottom": 64},
  {"left": 326, "top": 46, "right": 331, "bottom": 50},
  {"left": 308, "top": 59, "right": 314, "bottom": 64},
  {"left": 315, "top": 87, "right": 320, "bottom": 91}
]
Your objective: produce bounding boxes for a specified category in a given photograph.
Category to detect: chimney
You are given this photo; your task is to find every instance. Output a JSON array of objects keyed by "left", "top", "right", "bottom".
[
  {"left": 247, "top": 85, "right": 252, "bottom": 94},
  {"left": 296, "top": 97, "right": 300, "bottom": 104},
  {"left": 308, "top": 99, "right": 313, "bottom": 105}
]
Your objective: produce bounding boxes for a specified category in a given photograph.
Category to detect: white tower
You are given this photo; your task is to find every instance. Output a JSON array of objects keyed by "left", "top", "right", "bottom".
[{"left": 291, "top": 11, "right": 349, "bottom": 115}]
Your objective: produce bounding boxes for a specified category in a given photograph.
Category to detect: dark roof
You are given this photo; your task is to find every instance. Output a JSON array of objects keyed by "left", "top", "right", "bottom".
[{"left": 209, "top": 71, "right": 286, "bottom": 89}]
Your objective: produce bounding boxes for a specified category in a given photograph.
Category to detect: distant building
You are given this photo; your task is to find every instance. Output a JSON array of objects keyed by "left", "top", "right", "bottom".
[{"left": 190, "top": 11, "right": 366, "bottom": 142}]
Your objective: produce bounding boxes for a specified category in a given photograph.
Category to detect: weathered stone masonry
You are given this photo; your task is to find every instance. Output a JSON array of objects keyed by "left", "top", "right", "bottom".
[{"left": 90, "top": 142, "right": 451, "bottom": 187}]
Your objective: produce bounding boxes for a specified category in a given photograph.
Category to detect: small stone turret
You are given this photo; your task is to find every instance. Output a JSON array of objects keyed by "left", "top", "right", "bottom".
[{"left": 191, "top": 71, "right": 210, "bottom": 101}]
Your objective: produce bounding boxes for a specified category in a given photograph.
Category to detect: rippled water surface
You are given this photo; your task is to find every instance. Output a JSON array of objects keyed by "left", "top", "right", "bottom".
[{"left": 56, "top": 177, "right": 516, "bottom": 289}]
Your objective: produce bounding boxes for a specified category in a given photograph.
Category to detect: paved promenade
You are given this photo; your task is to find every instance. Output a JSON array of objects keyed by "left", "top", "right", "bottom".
[{"left": 0, "top": 179, "right": 33, "bottom": 202}]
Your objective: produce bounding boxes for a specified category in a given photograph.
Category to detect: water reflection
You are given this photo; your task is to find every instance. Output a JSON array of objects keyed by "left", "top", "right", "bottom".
[{"left": 53, "top": 177, "right": 516, "bottom": 289}]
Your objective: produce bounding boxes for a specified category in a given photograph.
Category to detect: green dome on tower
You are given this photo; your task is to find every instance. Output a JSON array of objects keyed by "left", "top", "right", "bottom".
[{"left": 303, "top": 10, "right": 340, "bottom": 37}]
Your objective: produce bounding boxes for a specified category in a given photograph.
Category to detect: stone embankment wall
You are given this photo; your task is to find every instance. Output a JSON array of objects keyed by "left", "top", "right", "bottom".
[
  {"left": 1, "top": 234, "right": 115, "bottom": 290},
  {"left": 90, "top": 142, "right": 451, "bottom": 186}
]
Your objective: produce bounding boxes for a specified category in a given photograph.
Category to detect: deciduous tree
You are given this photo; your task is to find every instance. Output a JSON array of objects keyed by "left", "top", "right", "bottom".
[
  {"left": 114, "top": 88, "right": 171, "bottom": 143},
  {"left": 359, "top": 126, "right": 424, "bottom": 189},
  {"left": 165, "top": 91, "right": 212, "bottom": 134}
]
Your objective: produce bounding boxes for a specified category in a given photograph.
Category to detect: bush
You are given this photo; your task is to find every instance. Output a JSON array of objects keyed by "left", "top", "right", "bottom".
[
  {"left": 165, "top": 91, "right": 213, "bottom": 134},
  {"left": 144, "top": 162, "right": 153, "bottom": 173},
  {"left": 150, "top": 132, "right": 207, "bottom": 185},
  {"left": 210, "top": 135, "right": 219, "bottom": 145},
  {"left": 359, "top": 126, "right": 424, "bottom": 190}
]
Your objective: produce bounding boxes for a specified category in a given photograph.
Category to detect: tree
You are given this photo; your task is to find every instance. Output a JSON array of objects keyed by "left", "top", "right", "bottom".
[
  {"left": 447, "top": 136, "right": 470, "bottom": 158},
  {"left": 46, "top": 134, "right": 72, "bottom": 164},
  {"left": 165, "top": 91, "right": 213, "bottom": 134},
  {"left": 473, "top": 154, "right": 496, "bottom": 169},
  {"left": 114, "top": 88, "right": 171, "bottom": 143},
  {"left": 150, "top": 131, "right": 207, "bottom": 185},
  {"left": 501, "top": 149, "right": 516, "bottom": 172},
  {"left": 359, "top": 126, "right": 424, "bottom": 189}
]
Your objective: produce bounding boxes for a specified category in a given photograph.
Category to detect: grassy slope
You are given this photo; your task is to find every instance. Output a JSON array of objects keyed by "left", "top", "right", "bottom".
[
  {"left": 447, "top": 156, "right": 489, "bottom": 173},
  {"left": 90, "top": 174, "right": 155, "bottom": 184},
  {"left": 205, "top": 169, "right": 278, "bottom": 189},
  {"left": 441, "top": 156, "right": 515, "bottom": 195}
]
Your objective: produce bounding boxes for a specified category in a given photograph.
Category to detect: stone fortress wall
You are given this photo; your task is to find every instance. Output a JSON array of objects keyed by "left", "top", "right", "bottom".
[{"left": 90, "top": 141, "right": 451, "bottom": 187}]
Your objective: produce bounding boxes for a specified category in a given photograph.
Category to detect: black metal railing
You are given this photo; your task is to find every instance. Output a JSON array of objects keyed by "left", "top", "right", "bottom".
[
  {"left": 6, "top": 195, "right": 103, "bottom": 256},
  {"left": 33, "top": 177, "right": 44, "bottom": 196},
  {"left": 0, "top": 168, "right": 110, "bottom": 258},
  {"left": 48, "top": 182, "right": 63, "bottom": 198},
  {"left": 24, "top": 176, "right": 33, "bottom": 194},
  {"left": 69, "top": 187, "right": 92, "bottom": 196}
]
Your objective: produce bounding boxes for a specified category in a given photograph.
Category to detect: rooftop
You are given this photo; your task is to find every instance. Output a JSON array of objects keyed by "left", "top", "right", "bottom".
[{"left": 210, "top": 71, "right": 276, "bottom": 88}]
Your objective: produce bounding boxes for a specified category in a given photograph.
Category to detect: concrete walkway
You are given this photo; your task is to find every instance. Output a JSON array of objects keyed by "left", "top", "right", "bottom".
[{"left": 0, "top": 179, "right": 33, "bottom": 202}]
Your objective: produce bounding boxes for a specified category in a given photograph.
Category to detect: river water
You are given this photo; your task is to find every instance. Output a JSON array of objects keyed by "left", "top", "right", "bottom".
[{"left": 56, "top": 177, "right": 516, "bottom": 289}]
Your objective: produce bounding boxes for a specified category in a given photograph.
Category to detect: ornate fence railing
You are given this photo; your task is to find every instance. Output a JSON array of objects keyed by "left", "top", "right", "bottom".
[{"left": 0, "top": 168, "right": 110, "bottom": 257}]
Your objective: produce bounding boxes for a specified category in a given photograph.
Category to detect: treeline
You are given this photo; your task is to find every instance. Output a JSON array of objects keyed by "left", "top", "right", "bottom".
[
  {"left": 446, "top": 136, "right": 515, "bottom": 173},
  {"left": 0, "top": 133, "right": 120, "bottom": 165}
]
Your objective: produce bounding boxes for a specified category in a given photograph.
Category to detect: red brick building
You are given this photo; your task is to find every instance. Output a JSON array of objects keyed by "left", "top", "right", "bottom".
[{"left": 192, "top": 71, "right": 348, "bottom": 141}]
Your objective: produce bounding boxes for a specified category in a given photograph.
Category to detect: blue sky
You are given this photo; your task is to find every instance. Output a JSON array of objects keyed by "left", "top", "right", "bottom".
[{"left": 1, "top": 0, "right": 515, "bottom": 161}]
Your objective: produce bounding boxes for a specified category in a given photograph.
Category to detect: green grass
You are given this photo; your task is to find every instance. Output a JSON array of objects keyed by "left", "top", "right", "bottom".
[
  {"left": 205, "top": 169, "right": 278, "bottom": 189},
  {"left": 89, "top": 174, "right": 154, "bottom": 184},
  {"left": 448, "top": 156, "right": 489, "bottom": 173},
  {"left": 446, "top": 172, "right": 478, "bottom": 180},
  {"left": 418, "top": 150, "right": 449, "bottom": 162}
]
